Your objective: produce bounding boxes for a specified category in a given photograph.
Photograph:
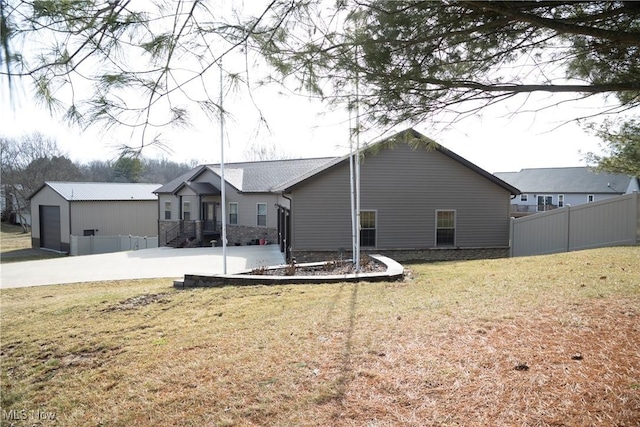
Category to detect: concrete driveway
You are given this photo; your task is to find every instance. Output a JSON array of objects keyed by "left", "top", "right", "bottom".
[{"left": 0, "top": 245, "right": 285, "bottom": 289}]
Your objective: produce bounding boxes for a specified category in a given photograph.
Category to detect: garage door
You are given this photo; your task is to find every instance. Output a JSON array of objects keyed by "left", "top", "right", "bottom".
[{"left": 40, "top": 205, "right": 61, "bottom": 251}]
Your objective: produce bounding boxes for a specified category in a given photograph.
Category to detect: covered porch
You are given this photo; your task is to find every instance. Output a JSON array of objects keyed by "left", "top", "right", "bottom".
[{"left": 164, "top": 181, "right": 222, "bottom": 247}]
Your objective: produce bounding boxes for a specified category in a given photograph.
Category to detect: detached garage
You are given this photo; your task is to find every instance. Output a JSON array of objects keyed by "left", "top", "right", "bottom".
[{"left": 29, "top": 182, "right": 160, "bottom": 253}]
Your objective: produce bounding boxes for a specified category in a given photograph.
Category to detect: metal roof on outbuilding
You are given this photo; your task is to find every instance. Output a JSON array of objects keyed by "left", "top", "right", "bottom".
[{"left": 31, "top": 182, "right": 161, "bottom": 201}]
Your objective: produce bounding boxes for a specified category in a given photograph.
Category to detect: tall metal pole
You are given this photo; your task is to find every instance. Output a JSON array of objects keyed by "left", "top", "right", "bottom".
[
  {"left": 219, "top": 61, "right": 227, "bottom": 274},
  {"left": 354, "top": 48, "right": 361, "bottom": 273},
  {"left": 349, "top": 102, "right": 357, "bottom": 261}
]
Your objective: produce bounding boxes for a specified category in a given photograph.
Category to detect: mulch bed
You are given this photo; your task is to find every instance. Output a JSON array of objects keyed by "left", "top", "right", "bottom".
[{"left": 252, "top": 259, "right": 386, "bottom": 276}]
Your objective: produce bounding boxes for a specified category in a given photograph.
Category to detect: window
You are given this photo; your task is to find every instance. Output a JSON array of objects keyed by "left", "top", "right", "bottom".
[
  {"left": 537, "top": 195, "right": 553, "bottom": 212},
  {"left": 558, "top": 194, "right": 564, "bottom": 208},
  {"left": 183, "top": 201, "right": 191, "bottom": 221},
  {"left": 436, "top": 210, "right": 456, "bottom": 246},
  {"left": 360, "top": 211, "right": 376, "bottom": 247},
  {"left": 229, "top": 202, "right": 238, "bottom": 225},
  {"left": 588, "top": 194, "right": 594, "bottom": 203},
  {"left": 164, "top": 201, "right": 172, "bottom": 220},
  {"left": 83, "top": 229, "right": 96, "bottom": 236},
  {"left": 257, "top": 203, "right": 267, "bottom": 226},
  {"left": 520, "top": 194, "right": 528, "bottom": 202}
]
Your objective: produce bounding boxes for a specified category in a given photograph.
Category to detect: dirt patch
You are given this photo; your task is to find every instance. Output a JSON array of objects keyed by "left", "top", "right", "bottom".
[{"left": 104, "top": 293, "right": 171, "bottom": 311}]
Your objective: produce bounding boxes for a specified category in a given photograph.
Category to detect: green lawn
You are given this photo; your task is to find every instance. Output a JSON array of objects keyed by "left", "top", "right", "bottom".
[{"left": 1, "top": 247, "right": 639, "bottom": 426}]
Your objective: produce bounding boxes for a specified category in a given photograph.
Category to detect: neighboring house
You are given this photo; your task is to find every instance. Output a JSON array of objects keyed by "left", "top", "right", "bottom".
[
  {"left": 154, "top": 157, "right": 333, "bottom": 248},
  {"left": 1, "top": 185, "right": 7, "bottom": 220},
  {"left": 159, "top": 128, "right": 520, "bottom": 262},
  {"left": 494, "top": 167, "right": 640, "bottom": 217},
  {"left": 1, "top": 184, "right": 31, "bottom": 227},
  {"left": 29, "top": 182, "right": 160, "bottom": 252}
]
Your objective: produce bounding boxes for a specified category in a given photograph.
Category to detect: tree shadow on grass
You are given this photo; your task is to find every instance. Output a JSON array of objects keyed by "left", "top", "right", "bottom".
[{"left": 316, "top": 282, "right": 360, "bottom": 411}]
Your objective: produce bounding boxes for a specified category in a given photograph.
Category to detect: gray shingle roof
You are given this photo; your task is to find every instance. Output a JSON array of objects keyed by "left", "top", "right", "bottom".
[
  {"left": 277, "top": 128, "right": 521, "bottom": 195},
  {"left": 153, "top": 166, "right": 206, "bottom": 195},
  {"left": 176, "top": 181, "right": 221, "bottom": 195},
  {"left": 37, "top": 182, "right": 160, "bottom": 201},
  {"left": 494, "top": 167, "right": 634, "bottom": 194},
  {"left": 155, "top": 158, "right": 335, "bottom": 194},
  {"left": 156, "top": 129, "right": 523, "bottom": 196},
  {"left": 210, "top": 158, "right": 334, "bottom": 192}
]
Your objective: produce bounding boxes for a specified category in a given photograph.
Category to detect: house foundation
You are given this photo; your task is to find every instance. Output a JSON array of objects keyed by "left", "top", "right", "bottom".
[
  {"left": 225, "top": 225, "right": 277, "bottom": 246},
  {"left": 290, "top": 247, "right": 510, "bottom": 263}
]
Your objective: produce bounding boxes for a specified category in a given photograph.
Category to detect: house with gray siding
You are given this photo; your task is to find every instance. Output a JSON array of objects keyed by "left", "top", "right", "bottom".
[
  {"left": 158, "top": 128, "right": 520, "bottom": 261},
  {"left": 154, "top": 158, "right": 333, "bottom": 248},
  {"left": 278, "top": 129, "right": 520, "bottom": 262},
  {"left": 494, "top": 167, "right": 640, "bottom": 217},
  {"left": 29, "top": 182, "right": 160, "bottom": 252}
]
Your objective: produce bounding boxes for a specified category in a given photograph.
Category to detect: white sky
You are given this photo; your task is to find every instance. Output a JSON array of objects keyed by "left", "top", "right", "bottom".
[
  {"left": 1, "top": 82, "right": 609, "bottom": 174},
  {"left": 1, "top": 0, "right": 614, "bottom": 174}
]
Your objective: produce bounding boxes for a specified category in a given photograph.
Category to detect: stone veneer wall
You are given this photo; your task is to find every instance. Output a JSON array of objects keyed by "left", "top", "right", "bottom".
[
  {"left": 225, "top": 225, "right": 277, "bottom": 246},
  {"left": 158, "top": 220, "right": 179, "bottom": 246},
  {"left": 159, "top": 221, "right": 278, "bottom": 247},
  {"left": 291, "top": 247, "right": 510, "bottom": 263}
]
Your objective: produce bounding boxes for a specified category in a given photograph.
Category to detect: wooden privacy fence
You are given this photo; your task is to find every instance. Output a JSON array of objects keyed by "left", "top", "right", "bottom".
[
  {"left": 510, "top": 192, "right": 640, "bottom": 257},
  {"left": 70, "top": 235, "right": 159, "bottom": 256}
]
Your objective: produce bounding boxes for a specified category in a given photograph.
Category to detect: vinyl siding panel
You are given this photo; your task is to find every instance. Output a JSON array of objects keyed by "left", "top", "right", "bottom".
[
  {"left": 30, "top": 186, "right": 70, "bottom": 243},
  {"left": 158, "top": 194, "right": 179, "bottom": 220},
  {"left": 179, "top": 195, "right": 199, "bottom": 220},
  {"left": 231, "top": 193, "right": 279, "bottom": 228},
  {"left": 70, "top": 201, "right": 158, "bottom": 237},
  {"left": 291, "top": 164, "right": 353, "bottom": 251},
  {"left": 157, "top": 178, "right": 279, "bottom": 228},
  {"left": 291, "top": 143, "right": 512, "bottom": 251}
]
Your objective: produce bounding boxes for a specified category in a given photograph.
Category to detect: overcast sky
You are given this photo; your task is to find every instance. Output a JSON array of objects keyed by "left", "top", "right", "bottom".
[
  {"left": 1, "top": 0, "right": 614, "bottom": 174},
  {"left": 1, "top": 79, "right": 609, "bottom": 174}
]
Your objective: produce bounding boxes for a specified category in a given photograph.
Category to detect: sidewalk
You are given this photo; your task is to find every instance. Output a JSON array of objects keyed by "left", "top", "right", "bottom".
[{"left": 0, "top": 245, "right": 285, "bottom": 289}]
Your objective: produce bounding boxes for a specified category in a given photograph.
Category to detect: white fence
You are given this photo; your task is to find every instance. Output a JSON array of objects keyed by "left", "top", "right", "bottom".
[
  {"left": 510, "top": 192, "right": 640, "bottom": 257},
  {"left": 70, "top": 235, "right": 159, "bottom": 256}
]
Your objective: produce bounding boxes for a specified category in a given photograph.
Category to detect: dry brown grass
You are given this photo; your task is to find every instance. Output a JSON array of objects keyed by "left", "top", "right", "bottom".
[
  {"left": 0, "top": 223, "right": 64, "bottom": 263},
  {"left": 0, "top": 222, "right": 32, "bottom": 252},
  {"left": 1, "top": 247, "right": 639, "bottom": 426}
]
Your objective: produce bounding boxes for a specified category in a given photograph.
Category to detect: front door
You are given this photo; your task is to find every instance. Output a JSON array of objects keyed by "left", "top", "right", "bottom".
[{"left": 203, "top": 202, "right": 216, "bottom": 231}]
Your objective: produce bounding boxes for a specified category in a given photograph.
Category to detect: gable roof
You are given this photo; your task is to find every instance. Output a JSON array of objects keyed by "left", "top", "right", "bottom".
[
  {"left": 493, "top": 167, "right": 636, "bottom": 194},
  {"left": 174, "top": 181, "right": 221, "bottom": 196},
  {"left": 213, "top": 158, "right": 337, "bottom": 192},
  {"left": 31, "top": 182, "right": 160, "bottom": 201},
  {"left": 155, "top": 128, "right": 521, "bottom": 196},
  {"left": 278, "top": 128, "right": 521, "bottom": 195},
  {"left": 154, "top": 157, "right": 335, "bottom": 194}
]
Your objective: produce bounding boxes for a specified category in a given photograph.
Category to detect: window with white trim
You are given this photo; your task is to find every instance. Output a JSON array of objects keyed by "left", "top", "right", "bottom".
[
  {"left": 257, "top": 203, "right": 267, "bottom": 226},
  {"left": 164, "top": 201, "right": 172, "bottom": 220},
  {"left": 229, "top": 202, "right": 238, "bottom": 225},
  {"left": 360, "top": 211, "right": 376, "bottom": 247},
  {"left": 520, "top": 194, "right": 528, "bottom": 202},
  {"left": 588, "top": 194, "right": 594, "bottom": 203},
  {"left": 436, "top": 210, "right": 456, "bottom": 247},
  {"left": 558, "top": 194, "right": 564, "bottom": 208},
  {"left": 183, "top": 201, "right": 191, "bottom": 221}
]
